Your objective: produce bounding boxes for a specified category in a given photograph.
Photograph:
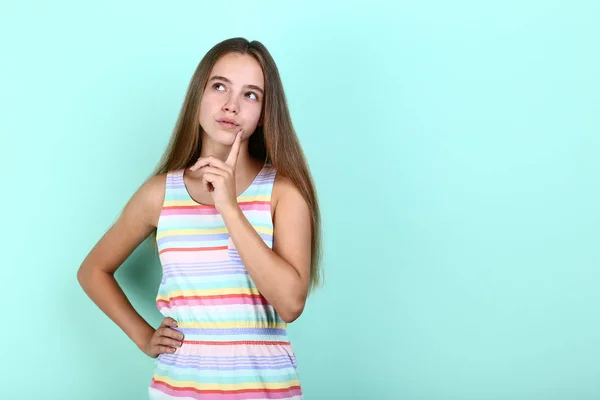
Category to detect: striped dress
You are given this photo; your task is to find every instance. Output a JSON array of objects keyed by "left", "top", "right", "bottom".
[{"left": 148, "top": 164, "right": 303, "bottom": 400}]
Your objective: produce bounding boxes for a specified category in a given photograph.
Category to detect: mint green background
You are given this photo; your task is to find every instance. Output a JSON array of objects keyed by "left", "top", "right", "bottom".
[{"left": 1, "top": 0, "right": 599, "bottom": 399}]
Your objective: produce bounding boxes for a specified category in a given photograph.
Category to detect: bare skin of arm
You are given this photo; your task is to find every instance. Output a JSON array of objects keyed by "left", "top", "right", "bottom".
[
  {"left": 222, "top": 174, "right": 313, "bottom": 323},
  {"left": 76, "top": 174, "right": 183, "bottom": 357},
  {"left": 189, "top": 133, "right": 313, "bottom": 323}
]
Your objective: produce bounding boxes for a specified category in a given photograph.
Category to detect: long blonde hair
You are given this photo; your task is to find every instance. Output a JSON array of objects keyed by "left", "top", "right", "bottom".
[{"left": 152, "top": 37, "right": 323, "bottom": 293}]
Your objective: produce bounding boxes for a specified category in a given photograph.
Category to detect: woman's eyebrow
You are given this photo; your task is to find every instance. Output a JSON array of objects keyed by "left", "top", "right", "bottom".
[
  {"left": 209, "top": 75, "right": 264, "bottom": 95},
  {"left": 246, "top": 84, "right": 264, "bottom": 95}
]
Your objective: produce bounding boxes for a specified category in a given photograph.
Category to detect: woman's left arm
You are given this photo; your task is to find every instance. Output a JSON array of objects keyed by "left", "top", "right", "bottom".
[{"left": 221, "top": 176, "right": 312, "bottom": 323}]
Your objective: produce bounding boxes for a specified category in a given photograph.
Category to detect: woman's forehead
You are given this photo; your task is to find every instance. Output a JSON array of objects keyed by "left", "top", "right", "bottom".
[{"left": 210, "top": 53, "right": 264, "bottom": 88}]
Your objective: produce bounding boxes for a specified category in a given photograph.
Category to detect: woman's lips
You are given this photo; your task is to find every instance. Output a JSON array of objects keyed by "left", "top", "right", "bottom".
[{"left": 217, "top": 120, "right": 239, "bottom": 129}]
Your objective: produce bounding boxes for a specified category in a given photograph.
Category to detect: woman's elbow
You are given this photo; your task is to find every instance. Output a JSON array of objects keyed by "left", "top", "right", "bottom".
[
  {"left": 279, "top": 300, "right": 306, "bottom": 323},
  {"left": 76, "top": 264, "right": 88, "bottom": 286}
]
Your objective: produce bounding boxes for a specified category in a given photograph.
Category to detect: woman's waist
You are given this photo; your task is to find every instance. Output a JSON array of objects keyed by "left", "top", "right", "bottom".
[{"left": 172, "top": 321, "right": 290, "bottom": 344}]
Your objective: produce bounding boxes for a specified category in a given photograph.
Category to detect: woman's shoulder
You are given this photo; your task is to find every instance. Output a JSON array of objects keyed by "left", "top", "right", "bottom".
[
  {"left": 142, "top": 172, "right": 168, "bottom": 194},
  {"left": 272, "top": 172, "right": 306, "bottom": 210},
  {"left": 125, "top": 172, "right": 169, "bottom": 227}
]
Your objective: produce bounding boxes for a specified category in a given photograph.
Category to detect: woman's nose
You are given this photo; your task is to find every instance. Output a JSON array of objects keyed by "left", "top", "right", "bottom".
[{"left": 222, "top": 95, "right": 239, "bottom": 114}]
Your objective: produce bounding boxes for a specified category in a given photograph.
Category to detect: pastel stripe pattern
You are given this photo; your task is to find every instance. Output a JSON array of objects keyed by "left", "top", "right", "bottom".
[{"left": 149, "top": 164, "right": 303, "bottom": 399}]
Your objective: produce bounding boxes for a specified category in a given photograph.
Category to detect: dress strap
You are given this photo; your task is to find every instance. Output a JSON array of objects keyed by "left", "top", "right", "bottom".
[{"left": 242, "top": 164, "right": 277, "bottom": 201}]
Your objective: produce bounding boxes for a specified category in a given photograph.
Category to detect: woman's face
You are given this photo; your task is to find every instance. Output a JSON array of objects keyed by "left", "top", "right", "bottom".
[{"left": 198, "top": 52, "right": 265, "bottom": 145}]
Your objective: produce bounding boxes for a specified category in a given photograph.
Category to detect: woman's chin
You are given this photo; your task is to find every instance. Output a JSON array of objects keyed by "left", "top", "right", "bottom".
[{"left": 203, "top": 129, "right": 239, "bottom": 145}]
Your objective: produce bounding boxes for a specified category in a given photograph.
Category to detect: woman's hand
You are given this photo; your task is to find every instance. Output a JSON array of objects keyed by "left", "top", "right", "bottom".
[
  {"left": 189, "top": 129, "right": 243, "bottom": 215},
  {"left": 142, "top": 317, "right": 184, "bottom": 358}
]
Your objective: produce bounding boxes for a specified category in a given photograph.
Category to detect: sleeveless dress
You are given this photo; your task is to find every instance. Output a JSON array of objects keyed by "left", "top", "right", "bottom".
[{"left": 148, "top": 164, "right": 303, "bottom": 399}]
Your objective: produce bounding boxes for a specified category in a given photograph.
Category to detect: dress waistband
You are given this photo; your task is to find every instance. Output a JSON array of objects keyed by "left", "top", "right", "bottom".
[
  {"left": 175, "top": 321, "right": 287, "bottom": 329},
  {"left": 172, "top": 326, "right": 290, "bottom": 345}
]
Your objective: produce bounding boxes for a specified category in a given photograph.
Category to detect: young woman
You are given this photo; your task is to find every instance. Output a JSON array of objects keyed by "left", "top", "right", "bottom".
[{"left": 77, "top": 37, "right": 322, "bottom": 399}]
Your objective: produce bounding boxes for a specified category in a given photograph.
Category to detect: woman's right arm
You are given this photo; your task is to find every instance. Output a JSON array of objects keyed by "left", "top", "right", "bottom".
[{"left": 76, "top": 174, "right": 181, "bottom": 355}]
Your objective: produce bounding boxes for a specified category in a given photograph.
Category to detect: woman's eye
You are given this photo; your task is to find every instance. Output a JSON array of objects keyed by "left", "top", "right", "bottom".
[
  {"left": 214, "top": 83, "right": 225, "bottom": 91},
  {"left": 246, "top": 92, "right": 258, "bottom": 100}
]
